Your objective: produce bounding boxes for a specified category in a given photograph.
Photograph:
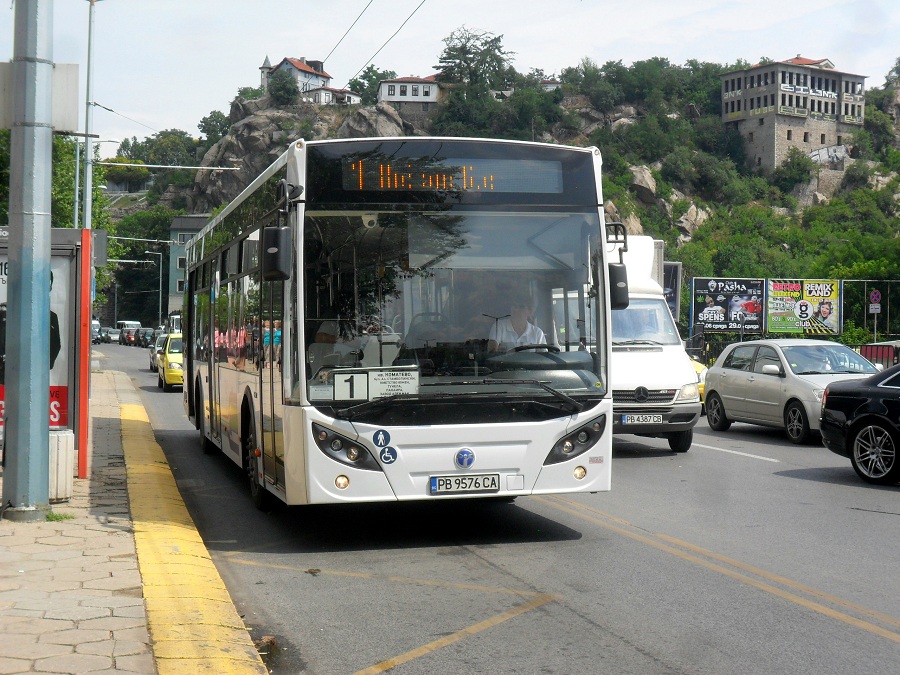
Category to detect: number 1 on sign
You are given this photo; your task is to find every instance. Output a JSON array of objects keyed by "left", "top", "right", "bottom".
[{"left": 334, "top": 373, "right": 368, "bottom": 400}]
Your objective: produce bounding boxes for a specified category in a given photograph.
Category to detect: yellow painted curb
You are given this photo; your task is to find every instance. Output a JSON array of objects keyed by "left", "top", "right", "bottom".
[{"left": 121, "top": 404, "right": 267, "bottom": 675}]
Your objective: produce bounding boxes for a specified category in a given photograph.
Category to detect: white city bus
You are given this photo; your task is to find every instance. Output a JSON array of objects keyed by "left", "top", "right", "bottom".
[{"left": 183, "top": 137, "right": 629, "bottom": 508}]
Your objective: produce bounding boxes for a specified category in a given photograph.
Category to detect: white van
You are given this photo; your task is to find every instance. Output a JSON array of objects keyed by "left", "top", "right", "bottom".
[
  {"left": 116, "top": 320, "right": 142, "bottom": 331},
  {"left": 610, "top": 236, "right": 701, "bottom": 452}
]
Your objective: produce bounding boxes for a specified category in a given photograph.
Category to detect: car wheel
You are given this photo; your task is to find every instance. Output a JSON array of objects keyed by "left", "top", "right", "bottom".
[
  {"left": 850, "top": 422, "right": 899, "bottom": 485},
  {"left": 784, "top": 401, "right": 810, "bottom": 444},
  {"left": 706, "top": 392, "right": 731, "bottom": 431},
  {"left": 667, "top": 429, "right": 692, "bottom": 453}
]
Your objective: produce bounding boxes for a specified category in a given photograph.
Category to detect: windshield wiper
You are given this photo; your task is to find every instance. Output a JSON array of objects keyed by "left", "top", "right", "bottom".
[
  {"left": 334, "top": 379, "right": 585, "bottom": 418},
  {"left": 442, "top": 379, "right": 584, "bottom": 412},
  {"left": 334, "top": 393, "right": 448, "bottom": 420},
  {"left": 614, "top": 339, "right": 664, "bottom": 346}
]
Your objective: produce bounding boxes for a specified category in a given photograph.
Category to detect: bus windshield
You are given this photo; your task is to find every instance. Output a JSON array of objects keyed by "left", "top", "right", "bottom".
[{"left": 302, "top": 208, "right": 604, "bottom": 409}]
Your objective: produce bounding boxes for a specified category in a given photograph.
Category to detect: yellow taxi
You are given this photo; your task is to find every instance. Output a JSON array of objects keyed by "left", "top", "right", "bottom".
[
  {"left": 690, "top": 357, "right": 707, "bottom": 411},
  {"left": 157, "top": 333, "right": 184, "bottom": 391}
]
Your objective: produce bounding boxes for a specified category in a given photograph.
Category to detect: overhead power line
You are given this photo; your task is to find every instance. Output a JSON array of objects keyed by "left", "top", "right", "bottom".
[
  {"left": 323, "top": 0, "right": 375, "bottom": 65},
  {"left": 345, "top": 0, "right": 429, "bottom": 88}
]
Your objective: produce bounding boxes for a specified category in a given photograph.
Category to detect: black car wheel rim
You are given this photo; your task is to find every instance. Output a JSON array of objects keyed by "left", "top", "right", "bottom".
[{"left": 853, "top": 425, "right": 896, "bottom": 479}]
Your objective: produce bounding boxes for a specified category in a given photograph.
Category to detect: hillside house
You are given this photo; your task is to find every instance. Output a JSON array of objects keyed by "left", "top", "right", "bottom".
[
  {"left": 263, "top": 56, "right": 332, "bottom": 94},
  {"left": 720, "top": 55, "right": 866, "bottom": 172}
]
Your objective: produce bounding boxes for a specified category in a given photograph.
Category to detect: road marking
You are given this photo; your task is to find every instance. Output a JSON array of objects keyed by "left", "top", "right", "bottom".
[
  {"left": 692, "top": 442, "right": 780, "bottom": 462},
  {"left": 355, "top": 594, "right": 557, "bottom": 675},
  {"left": 538, "top": 496, "right": 900, "bottom": 642},
  {"left": 228, "top": 557, "right": 559, "bottom": 672}
]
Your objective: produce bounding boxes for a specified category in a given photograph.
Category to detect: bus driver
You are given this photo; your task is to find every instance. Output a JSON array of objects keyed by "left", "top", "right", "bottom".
[{"left": 487, "top": 290, "right": 546, "bottom": 352}]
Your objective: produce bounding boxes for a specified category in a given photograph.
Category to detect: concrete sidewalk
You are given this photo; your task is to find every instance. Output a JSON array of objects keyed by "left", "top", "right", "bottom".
[{"left": 0, "top": 370, "right": 267, "bottom": 674}]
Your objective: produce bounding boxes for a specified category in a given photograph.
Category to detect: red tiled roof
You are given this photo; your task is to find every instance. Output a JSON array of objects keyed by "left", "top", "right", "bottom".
[
  {"left": 381, "top": 75, "right": 440, "bottom": 84},
  {"left": 276, "top": 57, "right": 332, "bottom": 80}
]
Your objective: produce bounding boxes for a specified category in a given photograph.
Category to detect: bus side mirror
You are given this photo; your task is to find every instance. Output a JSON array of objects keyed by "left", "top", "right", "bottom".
[
  {"left": 262, "top": 226, "right": 292, "bottom": 281},
  {"left": 609, "top": 262, "right": 629, "bottom": 310}
]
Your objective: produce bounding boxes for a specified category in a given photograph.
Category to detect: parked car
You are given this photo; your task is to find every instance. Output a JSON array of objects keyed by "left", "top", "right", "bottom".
[
  {"left": 705, "top": 339, "right": 881, "bottom": 444},
  {"left": 91, "top": 320, "right": 102, "bottom": 344},
  {"left": 157, "top": 333, "right": 184, "bottom": 391},
  {"left": 149, "top": 334, "right": 167, "bottom": 372},
  {"left": 105, "top": 327, "right": 121, "bottom": 344},
  {"left": 820, "top": 364, "right": 900, "bottom": 484}
]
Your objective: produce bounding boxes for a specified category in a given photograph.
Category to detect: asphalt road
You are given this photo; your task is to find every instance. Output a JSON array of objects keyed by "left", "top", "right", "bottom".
[{"left": 100, "top": 343, "right": 900, "bottom": 674}]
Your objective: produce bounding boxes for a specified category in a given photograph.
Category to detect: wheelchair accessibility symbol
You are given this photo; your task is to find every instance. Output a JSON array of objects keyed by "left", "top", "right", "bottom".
[{"left": 380, "top": 447, "right": 397, "bottom": 464}]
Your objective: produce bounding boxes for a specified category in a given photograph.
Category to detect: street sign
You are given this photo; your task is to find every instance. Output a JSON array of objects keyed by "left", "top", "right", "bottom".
[
  {"left": 870, "top": 303, "right": 881, "bottom": 314},
  {"left": 870, "top": 289, "right": 881, "bottom": 303}
]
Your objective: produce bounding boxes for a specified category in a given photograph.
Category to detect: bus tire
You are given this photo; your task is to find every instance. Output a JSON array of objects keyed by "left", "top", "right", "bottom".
[
  {"left": 196, "top": 384, "right": 216, "bottom": 455},
  {"left": 244, "top": 422, "right": 270, "bottom": 510}
]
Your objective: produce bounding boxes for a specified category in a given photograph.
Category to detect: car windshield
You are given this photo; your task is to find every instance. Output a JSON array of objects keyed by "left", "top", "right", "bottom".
[
  {"left": 611, "top": 298, "right": 682, "bottom": 346},
  {"left": 782, "top": 344, "right": 879, "bottom": 375},
  {"left": 167, "top": 338, "right": 183, "bottom": 354}
]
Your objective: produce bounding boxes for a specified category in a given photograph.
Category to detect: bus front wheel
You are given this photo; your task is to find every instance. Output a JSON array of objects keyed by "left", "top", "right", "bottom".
[{"left": 244, "top": 424, "right": 270, "bottom": 510}]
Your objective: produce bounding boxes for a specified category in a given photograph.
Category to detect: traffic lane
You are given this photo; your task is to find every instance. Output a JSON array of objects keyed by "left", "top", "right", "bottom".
[
  {"left": 114, "top": 344, "right": 898, "bottom": 674},
  {"left": 605, "top": 428, "right": 900, "bottom": 620}
]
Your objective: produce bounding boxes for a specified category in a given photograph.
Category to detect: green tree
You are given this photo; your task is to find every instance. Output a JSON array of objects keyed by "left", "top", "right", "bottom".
[
  {"left": 348, "top": 64, "right": 397, "bottom": 105},
  {"left": 237, "top": 85, "right": 265, "bottom": 100},
  {"left": 267, "top": 69, "right": 299, "bottom": 105},
  {"left": 771, "top": 147, "right": 815, "bottom": 194},
  {"left": 103, "top": 157, "right": 151, "bottom": 192},
  {"left": 198, "top": 110, "right": 230, "bottom": 146},
  {"left": 435, "top": 27, "right": 514, "bottom": 95}
]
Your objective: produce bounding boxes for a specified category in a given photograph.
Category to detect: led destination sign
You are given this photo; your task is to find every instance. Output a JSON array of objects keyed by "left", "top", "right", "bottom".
[{"left": 342, "top": 157, "right": 563, "bottom": 194}]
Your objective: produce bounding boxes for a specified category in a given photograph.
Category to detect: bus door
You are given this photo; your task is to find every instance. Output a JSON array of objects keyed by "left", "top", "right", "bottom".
[
  {"left": 260, "top": 279, "right": 285, "bottom": 488},
  {"left": 209, "top": 268, "right": 224, "bottom": 443}
]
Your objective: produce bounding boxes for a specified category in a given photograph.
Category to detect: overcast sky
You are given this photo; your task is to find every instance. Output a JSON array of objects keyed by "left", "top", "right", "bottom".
[{"left": 2, "top": 0, "right": 898, "bottom": 148}]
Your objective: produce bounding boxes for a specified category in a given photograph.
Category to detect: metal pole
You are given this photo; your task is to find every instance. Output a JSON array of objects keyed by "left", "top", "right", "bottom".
[
  {"left": 145, "top": 251, "right": 163, "bottom": 327},
  {"left": 2, "top": 0, "right": 53, "bottom": 521},
  {"left": 73, "top": 141, "right": 80, "bottom": 228},
  {"left": 81, "top": 0, "right": 97, "bottom": 231}
]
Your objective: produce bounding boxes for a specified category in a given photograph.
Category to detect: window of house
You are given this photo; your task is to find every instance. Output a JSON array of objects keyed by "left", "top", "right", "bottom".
[
  {"left": 411, "top": 85, "right": 419, "bottom": 96},
  {"left": 803, "top": 132, "right": 809, "bottom": 142},
  {"left": 837, "top": 135, "right": 842, "bottom": 145},
  {"left": 748, "top": 132, "right": 754, "bottom": 143},
  {"left": 758, "top": 117, "right": 764, "bottom": 125},
  {"left": 177, "top": 256, "right": 186, "bottom": 270},
  {"left": 821, "top": 134, "right": 826, "bottom": 144},
  {"left": 422, "top": 103, "right": 429, "bottom": 111},
  {"left": 781, "top": 93, "right": 786, "bottom": 106},
  {"left": 178, "top": 233, "right": 191, "bottom": 244},
  {"left": 388, "top": 85, "right": 395, "bottom": 96},
  {"left": 399, "top": 85, "right": 407, "bottom": 96},
  {"left": 177, "top": 279, "right": 186, "bottom": 293},
  {"left": 423, "top": 85, "right": 431, "bottom": 96},
  {"left": 787, "top": 130, "right": 792, "bottom": 140}
]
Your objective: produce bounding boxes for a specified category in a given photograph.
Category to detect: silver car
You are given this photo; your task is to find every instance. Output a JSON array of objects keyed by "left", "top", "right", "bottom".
[
  {"left": 705, "top": 339, "right": 880, "bottom": 443},
  {"left": 149, "top": 334, "right": 167, "bottom": 372}
]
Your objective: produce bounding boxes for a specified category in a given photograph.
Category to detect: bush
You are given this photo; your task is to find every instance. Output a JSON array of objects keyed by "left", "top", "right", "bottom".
[{"left": 267, "top": 70, "right": 299, "bottom": 106}]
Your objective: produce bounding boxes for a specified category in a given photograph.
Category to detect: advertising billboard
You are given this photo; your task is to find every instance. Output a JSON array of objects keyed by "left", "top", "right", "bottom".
[
  {"left": 766, "top": 279, "right": 841, "bottom": 335},
  {"left": 0, "top": 256, "right": 70, "bottom": 428},
  {"left": 691, "top": 277, "right": 765, "bottom": 333}
]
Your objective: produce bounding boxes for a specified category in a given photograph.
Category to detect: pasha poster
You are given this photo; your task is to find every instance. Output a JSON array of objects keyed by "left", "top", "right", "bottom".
[
  {"left": 766, "top": 279, "right": 841, "bottom": 335},
  {"left": 0, "top": 256, "right": 69, "bottom": 428},
  {"left": 691, "top": 277, "right": 765, "bottom": 333}
]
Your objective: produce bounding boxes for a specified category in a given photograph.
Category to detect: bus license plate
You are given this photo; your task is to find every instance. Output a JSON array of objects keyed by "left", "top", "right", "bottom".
[
  {"left": 430, "top": 474, "right": 500, "bottom": 495},
  {"left": 622, "top": 414, "right": 663, "bottom": 424}
]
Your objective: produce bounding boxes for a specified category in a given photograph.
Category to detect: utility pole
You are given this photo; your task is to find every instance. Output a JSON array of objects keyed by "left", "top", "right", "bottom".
[{"left": 2, "top": 1, "right": 53, "bottom": 520}]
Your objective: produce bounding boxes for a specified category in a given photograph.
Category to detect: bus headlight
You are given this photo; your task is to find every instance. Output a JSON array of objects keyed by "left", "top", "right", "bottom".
[
  {"left": 311, "top": 423, "right": 382, "bottom": 472},
  {"left": 544, "top": 415, "right": 606, "bottom": 465}
]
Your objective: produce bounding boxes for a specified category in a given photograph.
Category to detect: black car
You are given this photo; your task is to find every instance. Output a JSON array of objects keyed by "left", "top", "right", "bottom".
[{"left": 820, "top": 364, "right": 900, "bottom": 485}]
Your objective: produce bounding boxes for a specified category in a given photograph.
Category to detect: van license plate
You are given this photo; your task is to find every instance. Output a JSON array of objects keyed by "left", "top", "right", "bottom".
[
  {"left": 430, "top": 474, "right": 500, "bottom": 495},
  {"left": 622, "top": 414, "right": 663, "bottom": 424}
]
